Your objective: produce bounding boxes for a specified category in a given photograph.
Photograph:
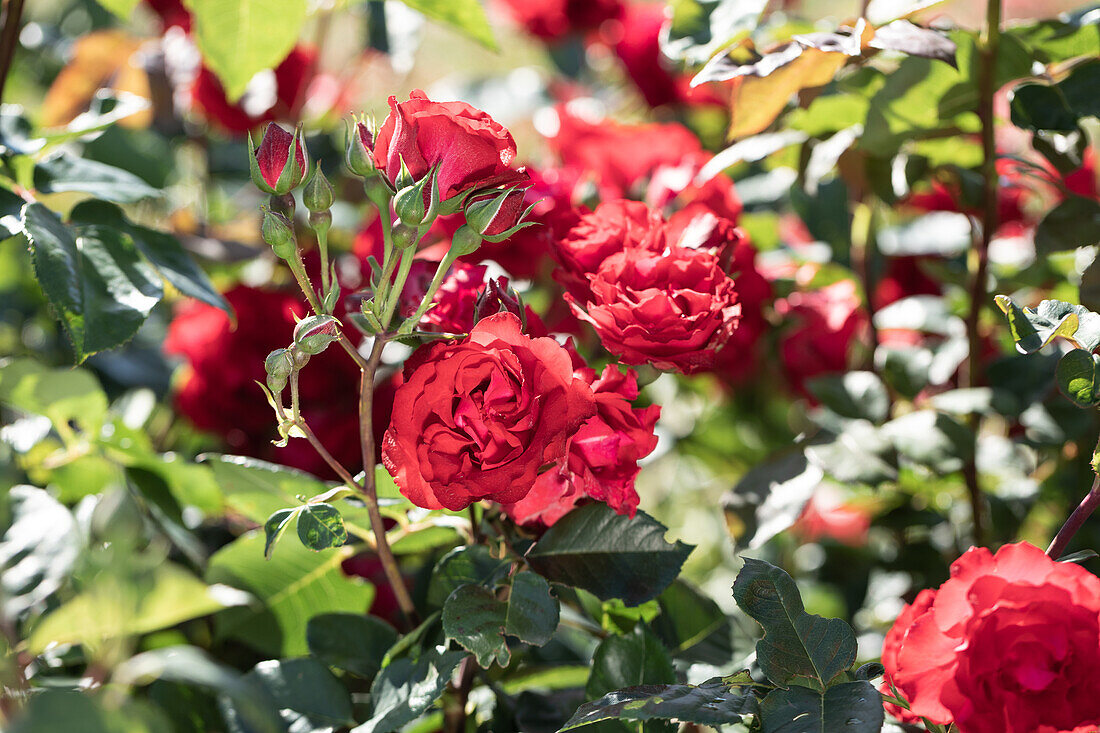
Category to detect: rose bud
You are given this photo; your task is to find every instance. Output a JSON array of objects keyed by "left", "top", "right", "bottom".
[
  {"left": 303, "top": 166, "right": 335, "bottom": 213},
  {"left": 293, "top": 314, "right": 341, "bottom": 355},
  {"left": 464, "top": 186, "right": 534, "bottom": 241},
  {"left": 393, "top": 166, "right": 439, "bottom": 228},
  {"left": 264, "top": 348, "right": 295, "bottom": 394},
  {"left": 345, "top": 119, "right": 378, "bottom": 178},
  {"left": 261, "top": 207, "right": 297, "bottom": 260},
  {"left": 474, "top": 277, "right": 525, "bottom": 324},
  {"left": 449, "top": 224, "right": 483, "bottom": 257},
  {"left": 249, "top": 122, "right": 308, "bottom": 195}
]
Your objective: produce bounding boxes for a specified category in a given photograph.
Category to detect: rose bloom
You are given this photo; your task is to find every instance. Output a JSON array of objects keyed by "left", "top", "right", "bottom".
[
  {"left": 370, "top": 89, "right": 529, "bottom": 203},
  {"left": 569, "top": 245, "right": 741, "bottom": 374},
  {"left": 553, "top": 199, "right": 665, "bottom": 298},
  {"left": 776, "top": 279, "right": 867, "bottom": 396},
  {"left": 397, "top": 260, "right": 487, "bottom": 334},
  {"left": 496, "top": 0, "right": 622, "bottom": 41},
  {"left": 503, "top": 362, "right": 659, "bottom": 527},
  {"left": 790, "top": 491, "right": 870, "bottom": 547},
  {"left": 381, "top": 313, "right": 595, "bottom": 511},
  {"left": 883, "top": 542, "right": 1100, "bottom": 733},
  {"left": 165, "top": 286, "right": 393, "bottom": 478}
]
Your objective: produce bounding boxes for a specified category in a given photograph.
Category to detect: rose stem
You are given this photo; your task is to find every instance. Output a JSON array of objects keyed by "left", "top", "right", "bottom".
[
  {"left": 357, "top": 337, "right": 419, "bottom": 625},
  {"left": 0, "top": 0, "right": 26, "bottom": 104},
  {"left": 1047, "top": 475, "right": 1100, "bottom": 560},
  {"left": 379, "top": 249, "right": 415, "bottom": 329},
  {"left": 960, "top": 0, "right": 1002, "bottom": 547},
  {"left": 403, "top": 251, "right": 458, "bottom": 332},
  {"left": 443, "top": 656, "right": 476, "bottom": 733}
]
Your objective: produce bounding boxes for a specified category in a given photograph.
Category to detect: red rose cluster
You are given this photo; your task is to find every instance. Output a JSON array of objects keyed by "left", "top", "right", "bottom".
[
  {"left": 554, "top": 199, "right": 743, "bottom": 374},
  {"left": 883, "top": 542, "right": 1100, "bottom": 733}
]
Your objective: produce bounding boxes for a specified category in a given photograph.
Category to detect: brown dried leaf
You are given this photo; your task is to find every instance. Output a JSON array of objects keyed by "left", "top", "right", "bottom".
[{"left": 41, "top": 30, "right": 153, "bottom": 129}]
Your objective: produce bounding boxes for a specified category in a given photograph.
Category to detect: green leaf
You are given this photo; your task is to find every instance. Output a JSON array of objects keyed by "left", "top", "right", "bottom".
[
  {"left": 442, "top": 584, "right": 510, "bottom": 668},
  {"left": 881, "top": 410, "right": 973, "bottom": 473},
  {"left": 805, "top": 371, "right": 890, "bottom": 423},
  {"left": 223, "top": 658, "right": 355, "bottom": 733},
  {"left": 34, "top": 152, "right": 160, "bottom": 202},
  {"left": 994, "top": 296, "right": 1100, "bottom": 353},
  {"left": 22, "top": 203, "right": 162, "bottom": 361},
  {"left": 306, "top": 612, "right": 398, "bottom": 680},
  {"left": 29, "top": 563, "right": 250, "bottom": 653},
  {"left": 186, "top": 0, "right": 309, "bottom": 103},
  {"left": 94, "top": 0, "right": 142, "bottom": 20},
  {"left": 721, "top": 452, "right": 824, "bottom": 551},
  {"left": 264, "top": 508, "right": 298, "bottom": 560},
  {"left": 559, "top": 677, "right": 759, "bottom": 730},
  {"left": 0, "top": 357, "right": 107, "bottom": 435},
  {"left": 732, "top": 558, "right": 856, "bottom": 691},
  {"left": 0, "top": 486, "right": 81, "bottom": 618},
  {"left": 353, "top": 649, "right": 467, "bottom": 733},
  {"left": 758, "top": 681, "right": 883, "bottom": 732},
  {"left": 427, "top": 544, "right": 511, "bottom": 607},
  {"left": 9, "top": 690, "right": 170, "bottom": 733},
  {"left": 115, "top": 646, "right": 283, "bottom": 733},
  {"left": 586, "top": 626, "right": 676, "bottom": 700},
  {"left": 297, "top": 502, "right": 347, "bottom": 551},
  {"left": 205, "top": 530, "right": 374, "bottom": 657},
  {"left": 1007, "top": 17, "right": 1100, "bottom": 65},
  {"left": 652, "top": 580, "right": 729, "bottom": 659},
  {"left": 526, "top": 504, "right": 694, "bottom": 607},
  {"left": 70, "top": 200, "right": 230, "bottom": 316},
  {"left": 200, "top": 454, "right": 373, "bottom": 538},
  {"left": 393, "top": 0, "right": 498, "bottom": 51},
  {"left": 1010, "top": 60, "right": 1100, "bottom": 132},
  {"left": 805, "top": 422, "right": 900, "bottom": 485},
  {"left": 1034, "top": 195, "right": 1100, "bottom": 254},
  {"left": 505, "top": 571, "right": 559, "bottom": 646},
  {"left": 1056, "top": 349, "right": 1100, "bottom": 407},
  {"left": 661, "top": 0, "right": 766, "bottom": 65}
]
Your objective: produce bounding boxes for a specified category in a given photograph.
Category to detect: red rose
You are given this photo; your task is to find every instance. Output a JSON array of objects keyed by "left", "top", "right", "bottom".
[
  {"left": 381, "top": 313, "right": 595, "bottom": 511},
  {"left": 791, "top": 491, "right": 870, "bottom": 547},
  {"left": 883, "top": 542, "right": 1100, "bottom": 733},
  {"left": 550, "top": 110, "right": 703, "bottom": 202},
  {"left": 190, "top": 46, "right": 314, "bottom": 135},
  {"left": 873, "top": 255, "right": 943, "bottom": 309},
  {"left": 252, "top": 122, "right": 307, "bottom": 194},
  {"left": 552, "top": 199, "right": 665, "bottom": 298},
  {"left": 569, "top": 245, "right": 741, "bottom": 374},
  {"left": 496, "top": 0, "right": 622, "bottom": 41},
  {"left": 164, "top": 286, "right": 387, "bottom": 478},
  {"left": 371, "top": 90, "right": 529, "bottom": 202},
  {"left": 777, "top": 279, "right": 867, "bottom": 396},
  {"left": 503, "top": 363, "right": 660, "bottom": 527}
]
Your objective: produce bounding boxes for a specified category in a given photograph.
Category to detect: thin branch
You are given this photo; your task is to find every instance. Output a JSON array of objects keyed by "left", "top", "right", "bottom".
[
  {"left": 0, "top": 0, "right": 26, "bottom": 104},
  {"left": 1047, "top": 475, "right": 1100, "bottom": 560}
]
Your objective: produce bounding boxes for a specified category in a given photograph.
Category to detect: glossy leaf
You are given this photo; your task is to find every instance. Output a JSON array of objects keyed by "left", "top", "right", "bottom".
[
  {"left": 995, "top": 296, "right": 1100, "bottom": 353},
  {"left": 306, "top": 613, "right": 398, "bottom": 681},
  {"left": 662, "top": 0, "right": 767, "bottom": 65},
  {"left": 721, "top": 452, "right": 824, "bottom": 551},
  {"left": 759, "top": 681, "right": 884, "bottom": 733},
  {"left": 69, "top": 200, "right": 230, "bottom": 316},
  {"left": 206, "top": 531, "right": 373, "bottom": 657},
  {"left": 34, "top": 152, "right": 159, "bottom": 202},
  {"left": 442, "top": 584, "right": 510, "bottom": 668},
  {"left": 806, "top": 421, "right": 900, "bottom": 484},
  {"left": 187, "top": 0, "right": 309, "bottom": 102},
  {"left": 222, "top": 658, "right": 354, "bottom": 733},
  {"left": 504, "top": 571, "right": 559, "bottom": 647},
  {"left": 263, "top": 508, "right": 297, "bottom": 560},
  {"left": 867, "top": 20, "right": 956, "bottom": 66},
  {"left": 560, "top": 677, "right": 759, "bottom": 730},
  {"left": 394, "top": 0, "right": 498, "bottom": 51},
  {"left": 526, "top": 504, "right": 694, "bottom": 607},
  {"left": 0, "top": 357, "right": 107, "bottom": 435},
  {"left": 1056, "top": 349, "right": 1100, "bottom": 407},
  {"left": 22, "top": 203, "right": 162, "bottom": 361},
  {"left": 0, "top": 486, "right": 81, "bottom": 618},
  {"left": 586, "top": 626, "right": 676, "bottom": 700},
  {"left": 1010, "top": 60, "right": 1100, "bottom": 132},
  {"left": 427, "top": 544, "right": 511, "bottom": 607},
  {"left": 881, "top": 410, "right": 973, "bottom": 474},
  {"left": 1034, "top": 195, "right": 1100, "bottom": 254},
  {"left": 353, "top": 649, "right": 466, "bottom": 733},
  {"left": 805, "top": 371, "right": 890, "bottom": 423},
  {"left": 732, "top": 558, "right": 856, "bottom": 691},
  {"left": 28, "top": 564, "right": 250, "bottom": 653},
  {"left": 296, "top": 502, "right": 347, "bottom": 551}
]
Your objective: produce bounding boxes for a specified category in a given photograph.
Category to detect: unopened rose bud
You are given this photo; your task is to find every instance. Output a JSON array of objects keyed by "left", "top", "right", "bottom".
[
  {"left": 464, "top": 187, "right": 535, "bottom": 242},
  {"left": 303, "top": 166, "right": 335, "bottom": 213},
  {"left": 293, "top": 314, "right": 341, "bottom": 355},
  {"left": 474, "top": 277, "right": 526, "bottom": 325},
  {"left": 394, "top": 180, "right": 428, "bottom": 227},
  {"left": 346, "top": 119, "right": 378, "bottom": 178},
  {"left": 261, "top": 208, "right": 297, "bottom": 260},
  {"left": 289, "top": 345, "right": 311, "bottom": 370},
  {"left": 249, "top": 123, "right": 308, "bottom": 195},
  {"left": 450, "top": 224, "right": 483, "bottom": 257},
  {"left": 265, "top": 348, "right": 294, "bottom": 393}
]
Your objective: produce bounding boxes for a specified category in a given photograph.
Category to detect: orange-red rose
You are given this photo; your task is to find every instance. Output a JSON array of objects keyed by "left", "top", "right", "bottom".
[
  {"left": 381, "top": 313, "right": 595, "bottom": 511},
  {"left": 883, "top": 542, "right": 1100, "bottom": 733}
]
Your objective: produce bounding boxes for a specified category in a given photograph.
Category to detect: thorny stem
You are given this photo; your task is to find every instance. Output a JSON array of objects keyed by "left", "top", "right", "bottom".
[
  {"left": 443, "top": 656, "right": 476, "bottom": 733},
  {"left": 1047, "top": 475, "right": 1100, "bottom": 560},
  {"left": 285, "top": 249, "right": 368, "bottom": 369},
  {"left": 959, "top": 0, "right": 1003, "bottom": 548},
  {"left": 0, "top": 0, "right": 26, "bottom": 104}
]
